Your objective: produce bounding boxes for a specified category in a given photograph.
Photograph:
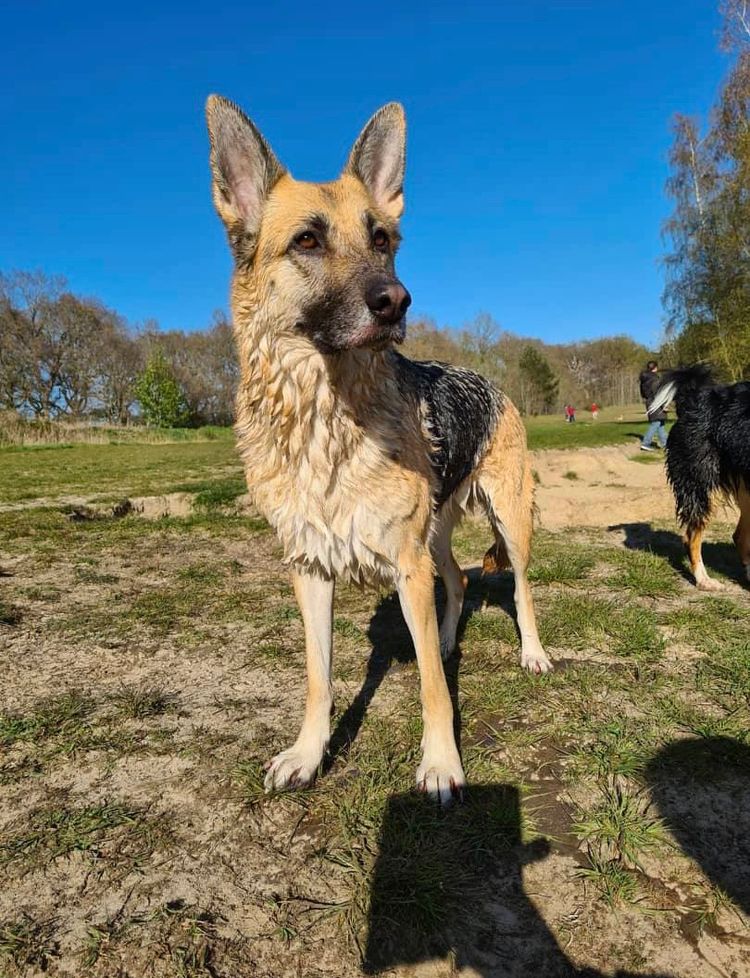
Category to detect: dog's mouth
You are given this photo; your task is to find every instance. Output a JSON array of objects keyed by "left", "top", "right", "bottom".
[
  {"left": 348, "top": 316, "right": 407, "bottom": 351},
  {"left": 298, "top": 314, "right": 407, "bottom": 355}
]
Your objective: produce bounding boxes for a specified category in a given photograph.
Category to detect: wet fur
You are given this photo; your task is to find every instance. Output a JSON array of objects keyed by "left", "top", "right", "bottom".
[
  {"left": 659, "top": 365, "right": 750, "bottom": 588},
  {"left": 206, "top": 96, "right": 551, "bottom": 804}
]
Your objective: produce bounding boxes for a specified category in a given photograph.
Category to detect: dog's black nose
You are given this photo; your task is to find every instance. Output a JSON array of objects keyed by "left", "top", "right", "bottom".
[{"left": 366, "top": 280, "right": 411, "bottom": 324}]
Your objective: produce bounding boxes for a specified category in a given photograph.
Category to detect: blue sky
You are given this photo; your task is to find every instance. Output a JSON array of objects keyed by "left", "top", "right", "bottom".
[{"left": 0, "top": 1, "right": 729, "bottom": 346}]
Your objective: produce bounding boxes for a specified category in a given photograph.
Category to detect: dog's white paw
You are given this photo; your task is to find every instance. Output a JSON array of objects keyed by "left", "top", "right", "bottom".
[
  {"left": 521, "top": 648, "right": 554, "bottom": 674},
  {"left": 416, "top": 750, "right": 465, "bottom": 806},
  {"left": 696, "top": 576, "right": 724, "bottom": 592},
  {"left": 264, "top": 745, "right": 323, "bottom": 793}
]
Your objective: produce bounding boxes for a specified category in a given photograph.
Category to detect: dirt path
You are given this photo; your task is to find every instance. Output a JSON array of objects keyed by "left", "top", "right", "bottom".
[{"left": 532, "top": 444, "right": 737, "bottom": 530}]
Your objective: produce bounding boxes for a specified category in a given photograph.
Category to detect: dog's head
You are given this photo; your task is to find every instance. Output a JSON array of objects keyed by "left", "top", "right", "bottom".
[{"left": 206, "top": 96, "right": 411, "bottom": 354}]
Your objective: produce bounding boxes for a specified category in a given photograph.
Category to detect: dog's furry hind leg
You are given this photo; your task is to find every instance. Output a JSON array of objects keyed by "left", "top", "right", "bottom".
[
  {"left": 430, "top": 511, "right": 466, "bottom": 661},
  {"left": 733, "top": 483, "right": 750, "bottom": 583},
  {"left": 476, "top": 404, "right": 552, "bottom": 674}
]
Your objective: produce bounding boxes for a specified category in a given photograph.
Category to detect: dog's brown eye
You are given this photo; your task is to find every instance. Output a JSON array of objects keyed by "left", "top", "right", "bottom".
[
  {"left": 296, "top": 231, "right": 319, "bottom": 250},
  {"left": 373, "top": 229, "right": 389, "bottom": 250}
]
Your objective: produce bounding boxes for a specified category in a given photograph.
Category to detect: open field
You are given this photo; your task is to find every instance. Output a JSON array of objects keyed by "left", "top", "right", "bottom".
[
  {"left": 0, "top": 405, "right": 657, "bottom": 508},
  {"left": 0, "top": 436, "right": 748, "bottom": 978}
]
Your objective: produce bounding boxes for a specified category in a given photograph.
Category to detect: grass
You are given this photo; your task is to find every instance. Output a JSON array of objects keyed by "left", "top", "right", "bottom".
[
  {"left": 0, "top": 914, "right": 58, "bottom": 972},
  {"left": 0, "top": 801, "right": 171, "bottom": 870},
  {"left": 523, "top": 406, "right": 671, "bottom": 452},
  {"left": 1, "top": 438, "right": 748, "bottom": 974}
]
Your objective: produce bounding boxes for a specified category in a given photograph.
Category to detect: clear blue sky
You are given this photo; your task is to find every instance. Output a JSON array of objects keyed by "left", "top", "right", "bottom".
[{"left": 0, "top": 1, "right": 730, "bottom": 346}]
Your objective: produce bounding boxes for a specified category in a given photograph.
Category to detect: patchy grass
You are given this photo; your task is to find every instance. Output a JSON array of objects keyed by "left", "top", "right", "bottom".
[
  {"left": 1, "top": 451, "right": 748, "bottom": 976},
  {"left": 0, "top": 914, "right": 58, "bottom": 973},
  {"left": 0, "top": 801, "right": 172, "bottom": 872}
]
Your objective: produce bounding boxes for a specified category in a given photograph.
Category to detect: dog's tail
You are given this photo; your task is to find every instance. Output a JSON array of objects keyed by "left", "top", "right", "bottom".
[{"left": 647, "top": 363, "right": 714, "bottom": 418}]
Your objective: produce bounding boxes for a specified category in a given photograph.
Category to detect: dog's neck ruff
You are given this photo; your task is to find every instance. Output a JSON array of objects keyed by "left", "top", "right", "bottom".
[{"left": 232, "top": 312, "right": 434, "bottom": 585}]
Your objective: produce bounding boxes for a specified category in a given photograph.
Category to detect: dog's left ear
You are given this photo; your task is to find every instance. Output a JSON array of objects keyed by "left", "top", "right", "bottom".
[{"left": 344, "top": 103, "right": 406, "bottom": 219}]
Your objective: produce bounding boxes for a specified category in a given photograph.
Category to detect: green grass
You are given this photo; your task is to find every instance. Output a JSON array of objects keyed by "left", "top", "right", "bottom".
[
  {"left": 523, "top": 407, "right": 671, "bottom": 451},
  {"left": 0, "top": 801, "right": 171, "bottom": 870},
  {"left": 0, "top": 915, "right": 58, "bottom": 972},
  {"left": 0, "top": 437, "right": 240, "bottom": 505}
]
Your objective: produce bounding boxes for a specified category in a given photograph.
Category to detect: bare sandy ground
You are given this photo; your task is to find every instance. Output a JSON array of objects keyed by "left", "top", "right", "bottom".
[{"left": 532, "top": 445, "right": 737, "bottom": 531}]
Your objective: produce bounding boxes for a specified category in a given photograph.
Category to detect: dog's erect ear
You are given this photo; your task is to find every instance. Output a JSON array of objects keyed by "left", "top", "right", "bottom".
[
  {"left": 206, "top": 95, "right": 286, "bottom": 256},
  {"left": 344, "top": 103, "right": 406, "bottom": 219}
]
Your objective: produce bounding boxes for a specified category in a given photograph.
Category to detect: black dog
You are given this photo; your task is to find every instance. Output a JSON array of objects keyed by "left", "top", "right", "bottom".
[{"left": 649, "top": 364, "right": 750, "bottom": 589}]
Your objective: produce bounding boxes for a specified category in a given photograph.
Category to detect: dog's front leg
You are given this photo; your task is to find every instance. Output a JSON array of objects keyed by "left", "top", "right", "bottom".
[
  {"left": 264, "top": 569, "right": 334, "bottom": 792},
  {"left": 398, "top": 553, "right": 465, "bottom": 805}
]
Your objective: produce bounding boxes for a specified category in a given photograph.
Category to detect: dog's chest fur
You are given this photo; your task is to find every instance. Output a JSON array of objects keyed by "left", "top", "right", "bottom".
[{"left": 234, "top": 327, "right": 435, "bottom": 584}]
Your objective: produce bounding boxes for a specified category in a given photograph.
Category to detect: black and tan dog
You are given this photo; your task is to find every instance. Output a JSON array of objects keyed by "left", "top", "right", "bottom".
[
  {"left": 649, "top": 364, "right": 750, "bottom": 589},
  {"left": 205, "top": 97, "right": 552, "bottom": 804}
]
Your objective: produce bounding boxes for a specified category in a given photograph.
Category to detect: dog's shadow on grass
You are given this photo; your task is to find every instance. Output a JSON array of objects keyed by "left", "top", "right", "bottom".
[
  {"left": 610, "top": 521, "right": 742, "bottom": 586},
  {"left": 364, "top": 783, "right": 672, "bottom": 977},
  {"left": 325, "top": 568, "right": 517, "bottom": 770}
]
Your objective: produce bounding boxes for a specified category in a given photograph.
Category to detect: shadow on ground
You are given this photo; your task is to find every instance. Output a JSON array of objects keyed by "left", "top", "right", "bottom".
[
  {"left": 610, "top": 521, "right": 741, "bottom": 585},
  {"left": 326, "top": 568, "right": 516, "bottom": 769},
  {"left": 364, "top": 784, "right": 672, "bottom": 977},
  {"left": 646, "top": 736, "right": 750, "bottom": 917}
]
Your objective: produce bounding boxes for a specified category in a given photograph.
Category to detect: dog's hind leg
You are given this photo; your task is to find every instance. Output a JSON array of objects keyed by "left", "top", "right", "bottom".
[
  {"left": 666, "top": 422, "right": 723, "bottom": 591},
  {"left": 264, "top": 569, "right": 334, "bottom": 792},
  {"left": 732, "top": 482, "right": 750, "bottom": 583},
  {"left": 397, "top": 548, "right": 465, "bottom": 805},
  {"left": 476, "top": 404, "right": 552, "bottom": 674},
  {"left": 684, "top": 522, "right": 723, "bottom": 592},
  {"left": 431, "top": 510, "right": 465, "bottom": 661}
]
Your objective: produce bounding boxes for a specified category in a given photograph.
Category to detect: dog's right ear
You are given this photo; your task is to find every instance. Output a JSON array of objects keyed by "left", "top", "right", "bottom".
[{"left": 205, "top": 95, "right": 286, "bottom": 258}]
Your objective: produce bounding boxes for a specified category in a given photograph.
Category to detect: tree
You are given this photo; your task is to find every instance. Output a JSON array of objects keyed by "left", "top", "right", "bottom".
[
  {"left": 134, "top": 350, "right": 189, "bottom": 428},
  {"left": 518, "top": 345, "right": 559, "bottom": 415},
  {"left": 662, "top": 5, "right": 750, "bottom": 380}
]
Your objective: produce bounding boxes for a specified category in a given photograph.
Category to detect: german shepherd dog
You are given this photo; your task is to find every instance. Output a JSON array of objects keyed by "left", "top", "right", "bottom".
[
  {"left": 649, "top": 364, "right": 750, "bottom": 589},
  {"left": 205, "top": 96, "right": 552, "bottom": 804}
]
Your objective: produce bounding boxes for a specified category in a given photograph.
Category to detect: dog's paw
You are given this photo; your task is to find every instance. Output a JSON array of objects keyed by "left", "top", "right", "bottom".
[
  {"left": 416, "top": 751, "right": 465, "bottom": 806},
  {"left": 263, "top": 746, "right": 322, "bottom": 793},
  {"left": 521, "top": 648, "right": 554, "bottom": 674},
  {"left": 696, "top": 576, "right": 724, "bottom": 593}
]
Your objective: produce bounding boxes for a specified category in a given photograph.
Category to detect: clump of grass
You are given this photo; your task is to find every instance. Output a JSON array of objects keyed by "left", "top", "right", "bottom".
[
  {"left": 574, "top": 780, "right": 663, "bottom": 870},
  {"left": 608, "top": 550, "right": 680, "bottom": 598},
  {"left": 529, "top": 550, "right": 595, "bottom": 585},
  {"left": 110, "top": 685, "right": 177, "bottom": 719},
  {"left": 188, "top": 477, "right": 246, "bottom": 511},
  {"left": 232, "top": 759, "right": 267, "bottom": 807},
  {"left": 578, "top": 851, "right": 639, "bottom": 907},
  {"left": 0, "top": 600, "right": 21, "bottom": 626},
  {"left": 0, "top": 914, "right": 58, "bottom": 971},
  {"left": 572, "top": 721, "right": 654, "bottom": 780},
  {"left": 539, "top": 594, "right": 664, "bottom": 661},
  {"left": 462, "top": 611, "right": 517, "bottom": 646},
  {"left": 563, "top": 470, "right": 579, "bottom": 481},
  {"left": 0, "top": 691, "right": 94, "bottom": 747},
  {"left": 334, "top": 617, "right": 365, "bottom": 639},
  {"left": 0, "top": 801, "right": 171, "bottom": 870}
]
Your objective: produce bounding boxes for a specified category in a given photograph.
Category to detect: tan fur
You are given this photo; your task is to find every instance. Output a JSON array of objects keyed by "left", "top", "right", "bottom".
[
  {"left": 733, "top": 483, "right": 750, "bottom": 582},
  {"left": 207, "top": 98, "right": 550, "bottom": 804}
]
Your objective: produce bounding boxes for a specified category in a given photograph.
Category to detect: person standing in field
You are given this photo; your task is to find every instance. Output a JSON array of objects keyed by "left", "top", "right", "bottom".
[
  {"left": 590, "top": 402, "right": 599, "bottom": 421},
  {"left": 640, "top": 360, "right": 667, "bottom": 452}
]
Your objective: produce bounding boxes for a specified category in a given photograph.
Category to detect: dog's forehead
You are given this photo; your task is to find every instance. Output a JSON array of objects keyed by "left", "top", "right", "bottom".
[{"left": 263, "top": 173, "right": 375, "bottom": 235}]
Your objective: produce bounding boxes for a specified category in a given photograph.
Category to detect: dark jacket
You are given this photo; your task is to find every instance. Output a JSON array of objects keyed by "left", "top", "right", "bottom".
[{"left": 639, "top": 369, "right": 667, "bottom": 421}]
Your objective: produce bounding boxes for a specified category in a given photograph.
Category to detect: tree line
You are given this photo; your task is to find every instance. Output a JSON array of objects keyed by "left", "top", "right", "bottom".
[
  {"left": 0, "top": 269, "right": 237, "bottom": 427},
  {"left": 0, "top": 269, "right": 655, "bottom": 426}
]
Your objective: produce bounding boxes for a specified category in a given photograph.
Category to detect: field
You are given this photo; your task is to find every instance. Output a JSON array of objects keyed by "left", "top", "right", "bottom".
[{"left": 0, "top": 428, "right": 748, "bottom": 978}]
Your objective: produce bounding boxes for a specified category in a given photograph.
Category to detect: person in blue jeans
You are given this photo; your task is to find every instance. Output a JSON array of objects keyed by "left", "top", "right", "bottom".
[{"left": 639, "top": 360, "right": 667, "bottom": 451}]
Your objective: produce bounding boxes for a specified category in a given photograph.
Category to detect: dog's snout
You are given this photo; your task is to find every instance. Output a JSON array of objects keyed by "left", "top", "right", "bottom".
[{"left": 366, "top": 280, "right": 412, "bottom": 324}]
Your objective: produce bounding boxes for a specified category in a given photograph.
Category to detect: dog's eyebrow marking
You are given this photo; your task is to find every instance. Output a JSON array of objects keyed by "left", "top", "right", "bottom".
[
  {"left": 297, "top": 213, "right": 330, "bottom": 237},
  {"left": 363, "top": 210, "right": 402, "bottom": 244}
]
